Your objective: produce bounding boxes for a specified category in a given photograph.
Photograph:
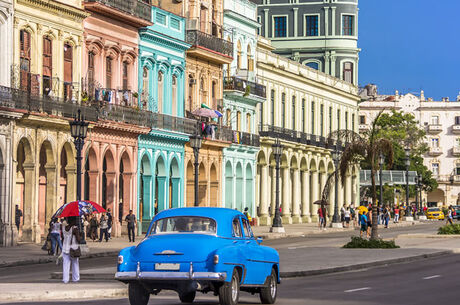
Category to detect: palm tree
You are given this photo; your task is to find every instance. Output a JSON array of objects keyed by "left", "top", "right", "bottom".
[{"left": 327, "top": 111, "right": 394, "bottom": 240}]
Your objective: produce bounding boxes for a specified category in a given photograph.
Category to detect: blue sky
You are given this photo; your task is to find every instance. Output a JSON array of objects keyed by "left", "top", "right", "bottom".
[{"left": 359, "top": 0, "right": 460, "bottom": 100}]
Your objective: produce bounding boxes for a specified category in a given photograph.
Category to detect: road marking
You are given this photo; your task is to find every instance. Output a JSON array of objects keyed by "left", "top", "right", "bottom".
[
  {"left": 287, "top": 246, "right": 308, "bottom": 250},
  {"left": 344, "top": 287, "right": 371, "bottom": 293},
  {"left": 423, "top": 275, "right": 441, "bottom": 280}
]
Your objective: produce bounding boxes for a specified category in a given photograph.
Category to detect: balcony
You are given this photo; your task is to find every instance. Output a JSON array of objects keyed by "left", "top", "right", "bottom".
[
  {"left": 427, "top": 124, "right": 442, "bottom": 134},
  {"left": 224, "top": 77, "right": 266, "bottom": 101},
  {"left": 84, "top": 0, "right": 152, "bottom": 27},
  {"left": 453, "top": 147, "right": 460, "bottom": 156},
  {"left": 453, "top": 124, "right": 460, "bottom": 134},
  {"left": 232, "top": 130, "right": 260, "bottom": 147},
  {"left": 428, "top": 146, "right": 442, "bottom": 156}
]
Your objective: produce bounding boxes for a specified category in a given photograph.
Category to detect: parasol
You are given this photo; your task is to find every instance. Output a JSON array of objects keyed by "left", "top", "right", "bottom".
[
  {"left": 52, "top": 200, "right": 106, "bottom": 218},
  {"left": 192, "top": 108, "right": 219, "bottom": 118}
]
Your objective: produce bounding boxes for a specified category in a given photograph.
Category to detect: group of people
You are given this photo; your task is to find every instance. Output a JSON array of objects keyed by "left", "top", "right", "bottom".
[{"left": 85, "top": 209, "right": 113, "bottom": 242}]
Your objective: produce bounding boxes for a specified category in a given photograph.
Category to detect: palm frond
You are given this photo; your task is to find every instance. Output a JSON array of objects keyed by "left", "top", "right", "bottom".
[
  {"left": 375, "top": 138, "right": 394, "bottom": 168},
  {"left": 339, "top": 141, "right": 367, "bottom": 185},
  {"left": 321, "top": 170, "right": 337, "bottom": 204}
]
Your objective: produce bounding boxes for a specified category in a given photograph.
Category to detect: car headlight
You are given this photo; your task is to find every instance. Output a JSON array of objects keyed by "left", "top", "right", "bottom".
[
  {"left": 213, "top": 254, "right": 219, "bottom": 264},
  {"left": 118, "top": 255, "right": 124, "bottom": 264}
]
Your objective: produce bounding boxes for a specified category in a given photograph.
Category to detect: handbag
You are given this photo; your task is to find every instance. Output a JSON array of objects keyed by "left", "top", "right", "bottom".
[{"left": 69, "top": 227, "right": 81, "bottom": 258}]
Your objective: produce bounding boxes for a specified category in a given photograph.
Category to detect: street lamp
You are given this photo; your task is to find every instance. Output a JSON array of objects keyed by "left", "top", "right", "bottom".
[
  {"left": 379, "top": 154, "right": 385, "bottom": 208},
  {"left": 189, "top": 135, "right": 202, "bottom": 207},
  {"left": 417, "top": 173, "right": 423, "bottom": 216},
  {"left": 270, "top": 139, "right": 285, "bottom": 233},
  {"left": 69, "top": 109, "right": 89, "bottom": 243},
  {"left": 331, "top": 145, "right": 342, "bottom": 227},
  {"left": 414, "top": 174, "right": 419, "bottom": 220},
  {"left": 404, "top": 148, "right": 412, "bottom": 220}
]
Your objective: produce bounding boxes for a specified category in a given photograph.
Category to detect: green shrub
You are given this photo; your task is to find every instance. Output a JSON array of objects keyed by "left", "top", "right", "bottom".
[
  {"left": 343, "top": 236, "right": 400, "bottom": 249},
  {"left": 438, "top": 224, "right": 460, "bottom": 235}
]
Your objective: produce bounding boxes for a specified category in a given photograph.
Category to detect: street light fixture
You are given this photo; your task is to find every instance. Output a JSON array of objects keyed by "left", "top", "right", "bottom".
[
  {"left": 331, "top": 145, "right": 342, "bottom": 228},
  {"left": 189, "top": 135, "right": 202, "bottom": 207},
  {"left": 69, "top": 109, "right": 89, "bottom": 244},
  {"left": 379, "top": 153, "right": 385, "bottom": 208},
  {"left": 270, "top": 139, "right": 285, "bottom": 233},
  {"left": 404, "top": 148, "right": 412, "bottom": 220}
]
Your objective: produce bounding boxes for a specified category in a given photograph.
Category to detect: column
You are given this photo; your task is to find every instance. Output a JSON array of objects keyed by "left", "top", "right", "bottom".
[
  {"left": 331, "top": 6, "right": 336, "bottom": 36},
  {"left": 293, "top": 8, "right": 299, "bottom": 37},
  {"left": 324, "top": 7, "right": 329, "bottom": 37},
  {"left": 105, "top": 172, "right": 118, "bottom": 236},
  {"left": 264, "top": 9, "right": 269, "bottom": 38},
  {"left": 171, "top": 178, "right": 180, "bottom": 209},
  {"left": 141, "top": 175, "right": 152, "bottom": 228},
  {"left": 271, "top": 166, "right": 276, "bottom": 218},
  {"left": 310, "top": 171, "right": 319, "bottom": 222},
  {"left": 338, "top": 180, "right": 344, "bottom": 213},
  {"left": 88, "top": 170, "right": 99, "bottom": 203},
  {"left": 259, "top": 165, "right": 270, "bottom": 225},
  {"left": 157, "top": 176, "right": 167, "bottom": 212},
  {"left": 282, "top": 167, "right": 292, "bottom": 224},
  {"left": 301, "top": 170, "right": 311, "bottom": 223},
  {"left": 292, "top": 169, "right": 301, "bottom": 223},
  {"left": 65, "top": 166, "right": 77, "bottom": 202},
  {"left": 345, "top": 175, "right": 352, "bottom": 207},
  {"left": 44, "top": 166, "right": 57, "bottom": 225}
]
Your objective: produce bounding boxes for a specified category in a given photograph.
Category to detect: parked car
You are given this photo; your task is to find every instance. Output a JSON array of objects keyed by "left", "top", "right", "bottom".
[
  {"left": 426, "top": 207, "right": 445, "bottom": 220},
  {"left": 116, "top": 207, "right": 280, "bottom": 305},
  {"left": 451, "top": 205, "right": 460, "bottom": 220}
]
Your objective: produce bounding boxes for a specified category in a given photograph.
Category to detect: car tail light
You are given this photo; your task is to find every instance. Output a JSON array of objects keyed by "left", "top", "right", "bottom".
[
  {"left": 118, "top": 255, "right": 124, "bottom": 264},
  {"left": 213, "top": 254, "right": 219, "bottom": 264}
]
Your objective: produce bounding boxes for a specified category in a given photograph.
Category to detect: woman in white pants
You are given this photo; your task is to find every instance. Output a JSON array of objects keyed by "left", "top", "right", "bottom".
[{"left": 62, "top": 217, "right": 81, "bottom": 283}]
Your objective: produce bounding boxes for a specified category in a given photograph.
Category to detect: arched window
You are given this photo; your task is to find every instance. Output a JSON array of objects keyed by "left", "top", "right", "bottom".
[
  {"left": 158, "top": 71, "right": 164, "bottom": 113},
  {"left": 172, "top": 75, "right": 177, "bottom": 116},
  {"left": 246, "top": 113, "right": 251, "bottom": 133},
  {"left": 226, "top": 109, "right": 231, "bottom": 126},
  {"left": 42, "top": 37, "right": 52, "bottom": 96},
  {"left": 188, "top": 74, "right": 194, "bottom": 111},
  {"left": 212, "top": 80, "right": 217, "bottom": 108},
  {"left": 237, "top": 40, "right": 242, "bottom": 70},
  {"left": 142, "top": 67, "right": 149, "bottom": 108},
  {"left": 88, "top": 51, "right": 95, "bottom": 86},
  {"left": 305, "top": 61, "right": 319, "bottom": 70},
  {"left": 106, "top": 57, "right": 112, "bottom": 88},
  {"left": 237, "top": 111, "right": 242, "bottom": 131},
  {"left": 247, "top": 45, "right": 253, "bottom": 71},
  {"left": 63, "top": 44, "right": 73, "bottom": 100},
  {"left": 343, "top": 62, "right": 354, "bottom": 84},
  {"left": 19, "top": 30, "right": 31, "bottom": 92},
  {"left": 122, "top": 61, "right": 129, "bottom": 90}
]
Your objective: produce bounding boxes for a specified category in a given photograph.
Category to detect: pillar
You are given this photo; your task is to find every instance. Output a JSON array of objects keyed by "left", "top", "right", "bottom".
[
  {"left": 44, "top": 166, "right": 57, "bottom": 226},
  {"left": 171, "top": 177, "right": 180, "bottom": 208},
  {"left": 259, "top": 165, "right": 270, "bottom": 225},
  {"left": 22, "top": 163, "right": 37, "bottom": 242},
  {"left": 310, "top": 171, "right": 319, "bottom": 222},
  {"left": 142, "top": 174, "right": 152, "bottom": 231},
  {"left": 345, "top": 175, "right": 352, "bottom": 207},
  {"left": 301, "top": 170, "right": 311, "bottom": 223},
  {"left": 270, "top": 166, "right": 276, "bottom": 217},
  {"left": 292, "top": 169, "right": 301, "bottom": 223},
  {"left": 282, "top": 167, "right": 291, "bottom": 224},
  {"left": 88, "top": 170, "right": 99, "bottom": 203},
  {"left": 157, "top": 176, "right": 167, "bottom": 212},
  {"left": 65, "top": 166, "right": 77, "bottom": 202}
]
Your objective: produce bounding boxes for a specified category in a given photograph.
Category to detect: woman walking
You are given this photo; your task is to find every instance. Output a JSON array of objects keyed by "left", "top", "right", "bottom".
[{"left": 62, "top": 217, "right": 81, "bottom": 284}]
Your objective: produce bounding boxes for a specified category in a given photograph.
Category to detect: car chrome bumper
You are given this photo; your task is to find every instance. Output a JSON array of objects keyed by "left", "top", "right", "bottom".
[{"left": 115, "top": 271, "right": 227, "bottom": 281}]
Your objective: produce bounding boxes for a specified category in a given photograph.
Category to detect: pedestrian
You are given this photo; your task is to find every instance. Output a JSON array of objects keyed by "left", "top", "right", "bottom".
[
  {"left": 125, "top": 210, "right": 136, "bottom": 242},
  {"left": 89, "top": 214, "right": 98, "bottom": 241},
  {"left": 107, "top": 208, "right": 113, "bottom": 239},
  {"left": 446, "top": 206, "right": 454, "bottom": 225},
  {"left": 340, "top": 205, "right": 346, "bottom": 227},
  {"left": 384, "top": 206, "right": 390, "bottom": 228},
  {"left": 243, "top": 207, "right": 253, "bottom": 224},
  {"left": 321, "top": 205, "right": 328, "bottom": 228},
  {"left": 366, "top": 210, "right": 372, "bottom": 238},
  {"left": 15, "top": 205, "right": 22, "bottom": 231},
  {"left": 318, "top": 206, "right": 324, "bottom": 229},
  {"left": 359, "top": 212, "right": 368, "bottom": 238},
  {"left": 394, "top": 206, "right": 400, "bottom": 223},
  {"left": 99, "top": 213, "right": 109, "bottom": 242},
  {"left": 344, "top": 207, "right": 351, "bottom": 228},
  {"left": 62, "top": 217, "right": 81, "bottom": 284},
  {"left": 49, "top": 218, "right": 63, "bottom": 256}
]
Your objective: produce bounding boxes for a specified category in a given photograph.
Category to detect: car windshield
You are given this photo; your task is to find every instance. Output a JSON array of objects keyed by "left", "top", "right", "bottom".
[
  {"left": 428, "top": 208, "right": 440, "bottom": 212},
  {"left": 150, "top": 216, "right": 217, "bottom": 235}
]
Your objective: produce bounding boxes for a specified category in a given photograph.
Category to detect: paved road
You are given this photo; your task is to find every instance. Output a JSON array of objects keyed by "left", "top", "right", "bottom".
[{"left": 6, "top": 253, "right": 459, "bottom": 305}]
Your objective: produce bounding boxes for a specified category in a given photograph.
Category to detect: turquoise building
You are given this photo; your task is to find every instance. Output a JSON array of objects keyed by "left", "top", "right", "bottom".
[
  {"left": 222, "top": 0, "right": 265, "bottom": 217},
  {"left": 137, "top": 6, "right": 190, "bottom": 232}
]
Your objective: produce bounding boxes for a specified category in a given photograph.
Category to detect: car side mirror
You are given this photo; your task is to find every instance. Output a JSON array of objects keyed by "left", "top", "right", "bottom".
[{"left": 256, "top": 237, "right": 263, "bottom": 244}]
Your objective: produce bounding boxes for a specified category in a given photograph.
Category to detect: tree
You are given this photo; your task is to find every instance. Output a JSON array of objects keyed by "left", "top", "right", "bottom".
[{"left": 328, "top": 111, "right": 394, "bottom": 240}]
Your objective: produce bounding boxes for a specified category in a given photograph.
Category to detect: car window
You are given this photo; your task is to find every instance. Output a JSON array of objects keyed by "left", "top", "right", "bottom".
[
  {"left": 428, "top": 208, "right": 440, "bottom": 212},
  {"left": 232, "top": 218, "right": 242, "bottom": 238},
  {"left": 241, "top": 218, "right": 253, "bottom": 239},
  {"left": 150, "top": 216, "right": 216, "bottom": 235}
]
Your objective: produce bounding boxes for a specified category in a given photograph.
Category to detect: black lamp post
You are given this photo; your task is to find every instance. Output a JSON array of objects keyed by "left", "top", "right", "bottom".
[
  {"left": 190, "top": 135, "right": 202, "bottom": 207},
  {"left": 417, "top": 173, "right": 422, "bottom": 215},
  {"left": 331, "top": 147, "right": 341, "bottom": 226},
  {"left": 270, "top": 139, "right": 284, "bottom": 233},
  {"left": 404, "top": 148, "right": 411, "bottom": 219},
  {"left": 69, "top": 109, "right": 89, "bottom": 243},
  {"left": 379, "top": 153, "right": 384, "bottom": 208},
  {"left": 414, "top": 174, "right": 419, "bottom": 219}
]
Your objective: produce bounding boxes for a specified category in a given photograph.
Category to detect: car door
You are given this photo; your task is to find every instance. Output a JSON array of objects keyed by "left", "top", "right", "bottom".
[{"left": 241, "top": 217, "right": 268, "bottom": 285}]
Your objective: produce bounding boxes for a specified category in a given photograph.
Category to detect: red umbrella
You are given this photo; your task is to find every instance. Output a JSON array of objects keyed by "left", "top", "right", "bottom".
[{"left": 52, "top": 200, "right": 106, "bottom": 218}]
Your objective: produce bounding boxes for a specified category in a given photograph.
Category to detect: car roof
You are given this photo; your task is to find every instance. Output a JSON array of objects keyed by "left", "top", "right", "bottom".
[{"left": 151, "top": 207, "right": 246, "bottom": 237}]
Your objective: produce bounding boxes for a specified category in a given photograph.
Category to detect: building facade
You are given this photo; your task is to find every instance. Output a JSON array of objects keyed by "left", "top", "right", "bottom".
[
  {"left": 256, "top": 0, "right": 360, "bottom": 85},
  {"left": 256, "top": 36, "right": 360, "bottom": 225},
  {"left": 359, "top": 85, "right": 460, "bottom": 207},
  {"left": 137, "top": 6, "right": 191, "bottom": 233},
  {"left": 0, "top": 0, "right": 13, "bottom": 87}
]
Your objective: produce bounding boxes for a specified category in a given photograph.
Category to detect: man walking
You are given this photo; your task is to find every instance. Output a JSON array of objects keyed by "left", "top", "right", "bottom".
[
  {"left": 49, "top": 218, "right": 63, "bottom": 256},
  {"left": 125, "top": 210, "right": 137, "bottom": 242},
  {"left": 98, "top": 214, "right": 109, "bottom": 242},
  {"left": 107, "top": 208, "right": 113, "bottom": 239},
  {"left": 15, "top": 205, "right": 22, "bottom": 231}
]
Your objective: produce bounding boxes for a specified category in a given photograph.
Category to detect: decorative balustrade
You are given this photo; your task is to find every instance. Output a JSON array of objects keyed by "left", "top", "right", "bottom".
[
  {"left": 85, "top": 0, "right": 151, "bottom": 21},
  {"left": 186, "top": 30, "right": 233, "bottom": 58},
  {"left": 224, "top": 77, "right": 266, "bottom": 99}
]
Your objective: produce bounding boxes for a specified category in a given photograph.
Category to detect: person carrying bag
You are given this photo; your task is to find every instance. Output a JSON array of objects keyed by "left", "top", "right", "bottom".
[{"left": 62, "top": 217, "right": 81, "bottom": 283}]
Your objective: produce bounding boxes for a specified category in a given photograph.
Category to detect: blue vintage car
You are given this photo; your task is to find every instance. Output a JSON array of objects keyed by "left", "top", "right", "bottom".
[{"left": 116, "top": 207, "right": 280, "bottom": 305}]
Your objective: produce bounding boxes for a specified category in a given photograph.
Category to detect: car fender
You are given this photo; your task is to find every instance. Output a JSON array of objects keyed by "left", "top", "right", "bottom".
[
  {"left": 214, "top": 242, "right": 247, "bottom": 283},
  {"left": 117, "top": 246, "right": 136, "bottom": 272}
]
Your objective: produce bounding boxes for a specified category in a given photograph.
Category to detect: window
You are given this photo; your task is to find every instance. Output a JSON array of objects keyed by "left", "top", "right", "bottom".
[
  {"left": 106, "top": 57, "right": 112, "bottom": 88},
  {"left": 305, "top": 15, "right": 318, "bottom": 36},
  {"left": 246, "top": 113, "right": 251, "bottom": 133},
  {"left": 342, "top": 15, "right": 354, "bottom": 36},
  {"left": 156, "top": 12, "right": 167, "bottom": 25},
  {"left": 247, "top": 45, "right": 254, "bottom": 71},
  {"left": 63, "top": 44, "right": 73, "bottom": 100},
  {"left": 456, "top": 163, "right": 460, "bottom": 176},
  {"left": 431, "top": 116, "right": 439, "bottom": 125},
  {"left": 320, "top": 104, "right": 324, "bottom": 136},
  {"left": 345, "top": 111, "right": 349, "bottom": 131},
  {"left": 274, "top": 16, "right": 287, "bottom": 37},
  {"left": 257, "top": 16, "right": 262, "bottom": 35},
  {"left": 359, "top": 115, "right": 366, "bottom": 124},
  {"left": 42, "top": 37, "right": 52, "bottom": 96},
  {"left": 241, "top": 218, "right": 253, "bottom": 238},
  {"left": 88, "top": 52, "right": 95, "bottom": 85},
  {"left": 237, "top": 111, "right": 242, "bottom": 131},
  {"left": 226, "top": 109, "right": 231, "bottom": 126},
  {"left": 170, "top": 18, "right": 180, "bottom": 30},
  {"left": 329, "top": 106, "right": 333, "bottom": 134},
  {"left": 158, "top": 71, "right": 164, "bottom": 113},
  {"left": 311, "top": 101, "right": 315, "bottom": 134},
  {"left": 337, "top": 109, "right": 341, "bottom": 130},
  {"left": 150, "top": 216, "right": 217, "bottom": 235},
  {"left": 172, "top": 75, "right": 177, "bottom": 116},
  {"left": 237, "top": 41, "right": 242, "bottom": 70},
  {"left": 432, "top": 163, "right": 439, "bottom": 176},
  {"left": 292, "top": 96, "right": 296, "bottom": 129},
  {"left": 302, "top": 98, "right": 305, "bottom": 132},
  {"left": 232, "top": 218, "right": 242, "bottom": 238},
  {"left": 455, "top": 116, "right": 460, "bottom": 125},
  {"left": 212, "top": 81, "right": 217, "bottom": 107},
  {"left": 122, "top": 62, "right": 129, "bottom": 90},
  {"left": 20, "top": 30, "right": 31, "bottom": 91},
  {"left": 431, "top": 138, "right": 439, "bottom": 148},
  {"left": 281, "top": 93, "right": 286, "bottom": 128},
  {"left": 260, "top": 102, "right": 263, "bottom": 126},
  {"left": 306, "top": 62, "right": 319, "bottom": 70},
  {"left": 343, "top": 62, "right": 353, "bottom": 84},
  {"left": 142, "top": 67, "right": 149, "bottom": 107},
  {"left": 271, "top": 89, "right": 275, "bottom": 124}
]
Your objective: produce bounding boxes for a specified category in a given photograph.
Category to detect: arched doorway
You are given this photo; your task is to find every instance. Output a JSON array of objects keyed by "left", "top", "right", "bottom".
[
  {"left": 225, "top": 161, "right": 233, "bottom": 209},
  {"left": 235, "top": 162, "right": 243, "bottom": 212},
  {"left": 186, "top": 161, "right": 194, "bottom": 206},
  {"left": 155, "top": 155, "right": 166, "bottom": 212},
  {"left": 290, "top": 156, "right": 298, "bottom": 217},
  {"left": 169, "top": 157, "right": 180, "bottom": 209},
  {"left": 38, "top": 140, "right": 55, "bottom": 236},
  {"left": 60, "top": 142, "right": 76, "bottom": 205},
  {"left": 245, "top": 163, "right": 253, "bottom": 215},
  {"left": 140, "top": 153, "right": 152, "bottom": 232},
  {"left": 102, "top": 149, "right": 115, "bottom": 212},
  {"left": 309, "top": 159, "right": 318, "bottom": 218},
  {"left": 210, "top": 163, "right": 218, "bottom": 206},
  {"left": 427, "top": 188, "right": 445, "bottom": 207},
  {"left": 119, "top": 151, "right": 131, "bottom": 223},
  {"left": 198, "top": 162, "right": 206, "bottom": 206},
  {"left": 84, "top": 147, "right": 98, "bottom": 202}
]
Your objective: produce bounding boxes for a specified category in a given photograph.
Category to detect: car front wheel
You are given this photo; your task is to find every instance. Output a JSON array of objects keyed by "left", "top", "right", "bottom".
[
  {"left": 128, "top": 282, "right": 150, "bottom": 305},
  {"left": 260, "top": 268, "right": 278, "bottom": 304},
  {"left": 179, "top": 290, "right": 196, "bottom": 303},
  {"left": 219, "top": 269, "right": 240, "bottom": 305}
]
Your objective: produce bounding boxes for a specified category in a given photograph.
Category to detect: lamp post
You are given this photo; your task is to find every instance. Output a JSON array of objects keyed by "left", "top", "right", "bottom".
[
  {"left": 418, "top": 173, "right": 426, "bottom": 220},
  {"left": 189, "top": 135, "right": 202, "bottom": 207},
  {"left": 270, "top": 139, "right": 285, "bottom": 233},
  {"left": 69, "top": 109, "right": 89, "bottom": 244},
  {"left": 414, "top": 174, "right": 419, "bottom": 220},
  {"left": 379, "top": 154, "right": 384, "bottom": 208},
  {"left": 331, "top": 145, "right": 342, "bottom": 227},
  {"left": 404, "top": 148, "right": 413, "bottom": 221}
]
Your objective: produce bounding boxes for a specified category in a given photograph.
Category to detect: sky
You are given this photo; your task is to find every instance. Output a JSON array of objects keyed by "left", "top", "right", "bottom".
[{"left": 358, "top": 0, "right": 460, "bottom": 100}]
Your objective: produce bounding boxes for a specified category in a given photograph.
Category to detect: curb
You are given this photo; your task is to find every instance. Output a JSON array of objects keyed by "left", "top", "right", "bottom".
[
  {"left": 397, "top": 233, "right": 460, "bottom": 239},
  {"left": 279, "top": 250, "right": 453, "bottom": 278}
]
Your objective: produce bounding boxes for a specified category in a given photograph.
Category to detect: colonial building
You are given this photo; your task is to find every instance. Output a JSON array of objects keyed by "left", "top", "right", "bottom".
[
  {"left": 359, "top": 85, "right": 460, "bottom": 207},
  {"left": 256, "top": 36, "right": 360, "bottom": 225},
  {"left": 0, "top": 0, "right": 13, "bottom": 87},
  {"left": 221, "top": 0, "right": 264, "bottom": 215},
  {"left": 137, "top": 5, "right": 193, "bottom": 233},
  {"left": 256, "top": 0, "right": 360, "bottom": 85}
]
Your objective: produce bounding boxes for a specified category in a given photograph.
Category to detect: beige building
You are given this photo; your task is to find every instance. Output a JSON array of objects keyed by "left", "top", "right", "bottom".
[
  {"left": 255, "top": 37, "right": 360, "bottom": 225},
  {"left": 359, "top": 85, "right": 460, "bottom": 206}
]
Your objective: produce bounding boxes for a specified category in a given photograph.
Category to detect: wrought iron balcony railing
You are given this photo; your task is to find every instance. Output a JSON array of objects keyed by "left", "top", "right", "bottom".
[
  {"left": 85, "top": 0, "right": 151, "bottom": 21},
  {"left": 232, "top": 130, "right": 260, "bottom": 147},
  {"left": 186, "top": 30, "right": 233, "bottom": 58},
  {"left": 224, "top": 77, "right": 267, "bottom": 99}
]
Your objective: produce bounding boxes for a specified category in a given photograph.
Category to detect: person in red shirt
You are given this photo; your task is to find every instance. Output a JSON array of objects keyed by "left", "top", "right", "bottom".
[
  {"left": 318, "top": 207, "right": 324, "bottom": 229},
  {"left": 394, "top": 206, "right": 400, "bottom": 223}
]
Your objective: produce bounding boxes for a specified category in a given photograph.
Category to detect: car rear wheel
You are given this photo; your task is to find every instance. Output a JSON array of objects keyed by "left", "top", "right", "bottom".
[
  {"left": 179, "top": 291, "right": 196, "bottom": 303},
  {"left": 128, "top": 282, "right": 150, "bottom": 305},
  {"left": 219, "top": 269, "right": 240, "bottom": 305},
  {"left": 259, "top": 268, "right": 277, "bottom": 304}
]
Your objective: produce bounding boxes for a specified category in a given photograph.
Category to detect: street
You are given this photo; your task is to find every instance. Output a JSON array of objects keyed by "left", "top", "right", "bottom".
[{"left": 5, "top": 253, "right": 459, "bottom": 305}]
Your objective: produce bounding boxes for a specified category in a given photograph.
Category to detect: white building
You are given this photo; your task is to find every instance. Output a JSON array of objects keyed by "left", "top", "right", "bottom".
[
  {"left": 0, "top": 0, "right": 13, "bottom": 87},
  {"left": 359, "top": 85, "right": 460, "bottom": 207}
]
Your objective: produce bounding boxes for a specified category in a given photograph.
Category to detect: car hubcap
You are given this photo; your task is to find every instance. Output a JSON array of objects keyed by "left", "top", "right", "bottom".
[
  {"left": 231, "top": 276, "right": 238, "bottom": 302},
  {"left": 270, "top": 275, "right": 276, "bottom": 297}
]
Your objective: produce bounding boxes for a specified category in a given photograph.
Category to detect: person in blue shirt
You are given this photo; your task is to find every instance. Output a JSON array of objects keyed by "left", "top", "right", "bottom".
[{"left": 359, "top": 212, "right": 368, "bottom": 238}]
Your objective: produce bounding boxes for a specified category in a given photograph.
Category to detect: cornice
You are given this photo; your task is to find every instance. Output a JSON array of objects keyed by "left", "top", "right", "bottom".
[
  {"left": 17, "top": 0, "right": 89, "bottom": 21},
  {"left": 140, "top": 29, "right": 191, "bottom": 52}
]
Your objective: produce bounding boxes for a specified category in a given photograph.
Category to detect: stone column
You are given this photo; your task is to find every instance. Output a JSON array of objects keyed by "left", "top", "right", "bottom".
[
  {"left": 65, "top": 166, "right": 77, "bottom": 202},
  {"left": 345, "top": 175, "right": 352, "bottom": 207},
  {"left": 171, "top": 177, "right": 180, "bottom": 208},
  {"left": 44, "top": 166, "right": 57, "bottom": 226},
  {"left": 271, "top": 166, "right": 276, "bottom": 217},
  {"left": 88, "top": 170, "right": 99, "bottom": 203},
  {"left": 21, "top": 163, "right": 37, "bottom": 243},
  {"left": 293, "top": 8, "right": 299, "bottom": 37},
  {"left": 301, "top": 170, "right": 311, "bottom": 223},
  {"left": 282, "top": 167, "right": 291, "bottom": 224},
  {"left": 292, "top": 169, "right": 301, "bottom": 223},
  {"left": 157, "top": 176, "right": 167, "bottom": 211},
  {"left": 310, "top": 171, "right": 319, "bottom": 222},
  {"left": 259, "top": 165, "right": 270, "bottom": 225},
  {"left": 338, "top": 180, "right": 344, "bottom": 213},
  {"left": 105, "top": 172, "right": 118, "bottom": 236}
]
